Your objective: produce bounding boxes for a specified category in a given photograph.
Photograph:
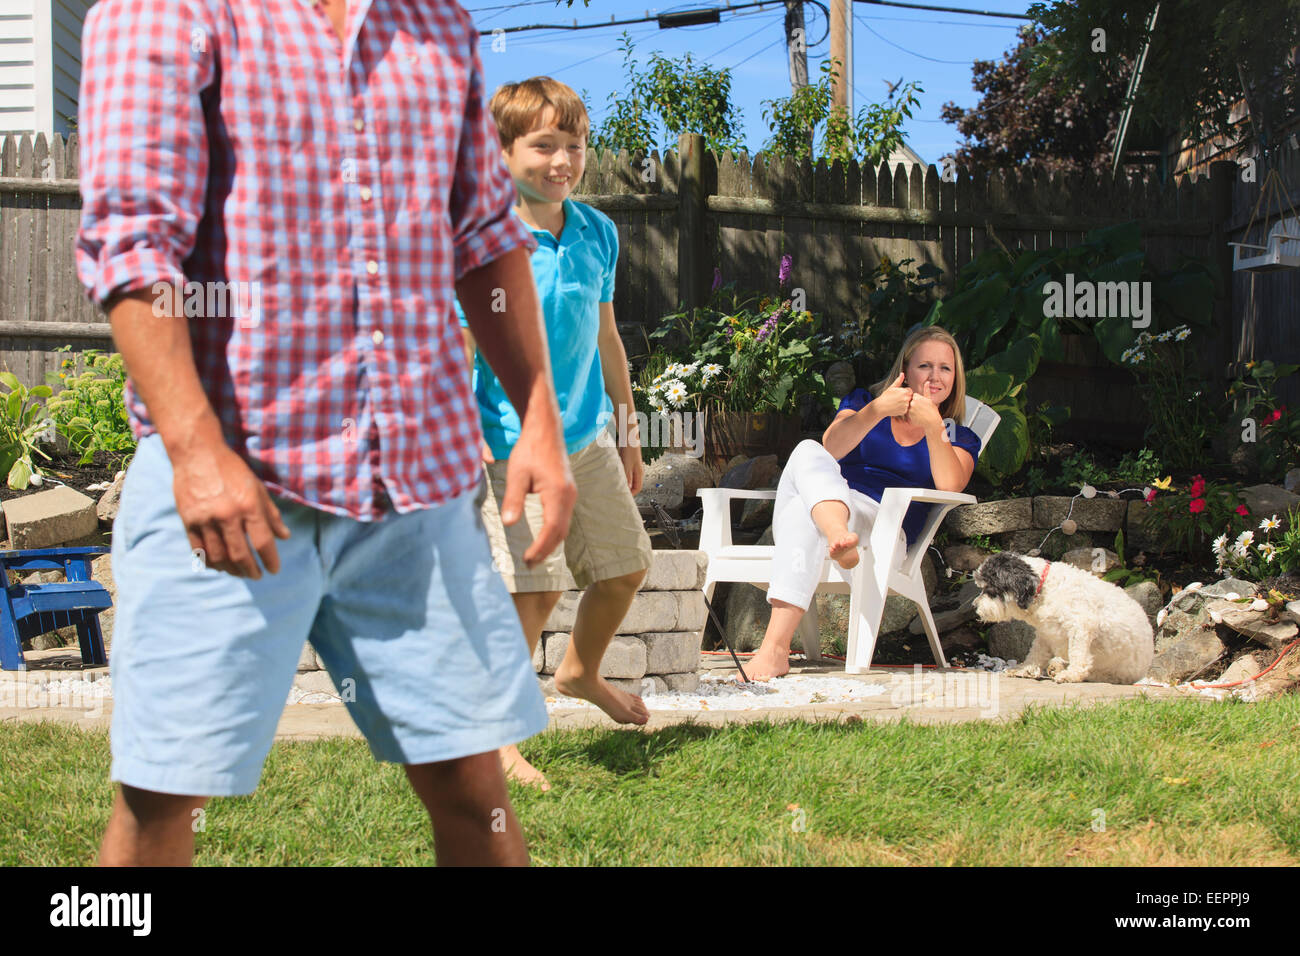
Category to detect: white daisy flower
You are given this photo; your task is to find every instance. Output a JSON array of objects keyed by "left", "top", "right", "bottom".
[
  {"left": 1212, "top": 534, "right": 1228, "bottom": 555},
  {"left": 1131, "top": 349, "right": 1146, "bottom": 363},
  {"left": 701, "top": 363, "right": 723, "bottom": 381},
  {"left": 1260, "top": 515, "right": 1281, "bottom": 532},
  {"left": 679, "top": 362, "right": 699, "bottom": 377},
  {"left": 1260, "top": 543, "right": 1277, "bottom": 563},
  {"left": 662, "top": 380, "right": 688, "bottom": 408},
  {"left": 1120, "top": 347, "right": 1137, "bottom": 364},
  {"left": 1233, "top": 531, "right": 1254, "bottom": 557},
  {"left": 663, "top": 362, "right": 687, "bottom": 378},
  {"left": 1174, "top": 327, "right": 1191, "bottom": 341},
  {"left": 1137, "top": 331, "right": 1153, "bottom": 345},
  {"left": 1155, "top": 330, "right": 1172, "bottom": 342}
]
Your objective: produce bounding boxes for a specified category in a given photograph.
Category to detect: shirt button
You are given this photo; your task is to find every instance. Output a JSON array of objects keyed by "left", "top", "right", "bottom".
[
  {"left": 366, "top": 260, "right": 379, "bottom": 275},
  {"left": 360, "top": 186, "right": 372, "bottom": 201},
  {"left": 372, "top": 329, "right": 384, "bottom": 345},
  {"left": 354, "top": 117, "right": 365, "bottom": 132}
]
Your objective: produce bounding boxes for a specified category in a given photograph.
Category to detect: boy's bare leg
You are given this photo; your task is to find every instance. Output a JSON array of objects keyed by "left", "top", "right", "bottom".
[
  {"left": 98, "top": 786, "right": 208, "bottom": 866},
  {"left": 553, "top": 569, "right": 649, "bottom": 724},
  {"left": 405, "top": 752, "right": 529, "bottom": 866},
  {"left": 743, "top": 600, "right": 804, "bottom": 682},
  {"left": 498, "top": 589, "right": 562, "bottom": 791}
]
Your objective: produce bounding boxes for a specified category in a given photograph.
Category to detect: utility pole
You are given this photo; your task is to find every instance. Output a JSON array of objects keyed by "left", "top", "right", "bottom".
[
  {"left": 785, "top": 1, "right": 810, "bottom": 155},
  {"left": 829, "top": 0, "right": 853, "bottom": 154}
]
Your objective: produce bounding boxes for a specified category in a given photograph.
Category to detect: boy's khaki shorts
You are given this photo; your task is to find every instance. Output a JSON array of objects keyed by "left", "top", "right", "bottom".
[{"left": 479, "top": 435, "right": 654, "bottom": 592}]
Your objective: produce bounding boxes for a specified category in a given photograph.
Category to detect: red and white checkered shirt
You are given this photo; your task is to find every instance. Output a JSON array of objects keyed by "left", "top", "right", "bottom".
[{"left": 75, "top": 0, "right": 536, "bottom": 520}]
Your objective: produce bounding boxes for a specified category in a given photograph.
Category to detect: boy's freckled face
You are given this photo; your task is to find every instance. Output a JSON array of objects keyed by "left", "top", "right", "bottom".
[{"left": 501, "top": 111, "right": 587, "bottom": 205}]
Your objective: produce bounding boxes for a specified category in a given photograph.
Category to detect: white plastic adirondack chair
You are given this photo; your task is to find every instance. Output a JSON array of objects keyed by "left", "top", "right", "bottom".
[{"left": 698, "top": 397, "right": 1001, "bottom": 673}]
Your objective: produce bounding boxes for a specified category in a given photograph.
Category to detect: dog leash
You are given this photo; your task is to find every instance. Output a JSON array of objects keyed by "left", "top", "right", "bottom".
[{"left": 1035, "top": 561, "right": 1051, "bottom": 596}]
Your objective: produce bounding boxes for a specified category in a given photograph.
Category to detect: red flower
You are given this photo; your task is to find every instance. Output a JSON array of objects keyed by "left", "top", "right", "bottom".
[
  {"left": 1144, "top": 488, "right": 1158, "bottom": 503},
  {"left": 1189, "top": 475, "right": 1206, "bottom": 498},
  {"left": 1264, "top": 406, "right": 1287, "bottom": 426},
  {"left": 1189, "top": 498, "right": 1206, "bottom": 514},
  {"left": 1236, "top": 504, "right": 1250, "bottom": 517}
]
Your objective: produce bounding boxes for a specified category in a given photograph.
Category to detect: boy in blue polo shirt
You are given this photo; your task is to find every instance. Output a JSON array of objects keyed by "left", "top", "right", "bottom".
[{"left": 457, "top": 77, "right": 653, "bottom": 789}]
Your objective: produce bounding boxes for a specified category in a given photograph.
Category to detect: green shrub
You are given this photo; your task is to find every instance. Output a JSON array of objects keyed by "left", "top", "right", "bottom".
[{"left": 43, "top": 347, "right": 135, "bottom": 465}]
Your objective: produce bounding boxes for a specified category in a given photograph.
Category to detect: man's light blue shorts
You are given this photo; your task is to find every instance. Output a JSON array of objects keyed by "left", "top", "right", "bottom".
[{"left": 108, "top": 434, "right": 548, "bottom": 797}]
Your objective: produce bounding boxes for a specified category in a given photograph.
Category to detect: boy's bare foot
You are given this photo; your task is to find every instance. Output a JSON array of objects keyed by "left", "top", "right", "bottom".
[
  {"left": 741, "top": 645, "right": 790, "bottom": 682},
  {"left": 499, "top": 744, "right": 550, "bottom": 792},
  {"left": 828, "top": 531, "right": 860, "bottom": 569},
  {"left": 553, "top": 670, "right": 649, "bottom": 725}
]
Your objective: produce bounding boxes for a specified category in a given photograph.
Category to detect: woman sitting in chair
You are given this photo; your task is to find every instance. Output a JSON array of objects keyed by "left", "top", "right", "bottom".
[{"left": 743, "top": 326, "right": 982, "bottom": 681}]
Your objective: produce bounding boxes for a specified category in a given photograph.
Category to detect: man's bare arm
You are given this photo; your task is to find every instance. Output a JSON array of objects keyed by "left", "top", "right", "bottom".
[
  {"left": 106, "top": 288, "right": 290, "bottom": 577},
  {"left": 455, "top": 246, "right": 575, "bottom": 563}
]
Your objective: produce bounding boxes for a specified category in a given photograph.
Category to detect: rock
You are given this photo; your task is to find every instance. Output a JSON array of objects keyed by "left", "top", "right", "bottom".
[
  {"left": 739, "top": 494, "right": 776, "bottom": 530},
  {"left": 942, "top": 543, "right": 990, "bottom": 573},
  {"left": 996, "top": 529, "right": 1093, "bottom": 560},
  {"left": 908, "top": 580, "right": 980, "bottom": 635},
  {"left": 91, "top": 553, "right": 116, "bottom": 645},
  {"left": 542, "top": 633, "right": 646, "bottom": 679},
  {"left": 1239, "top": 484, "right": 1300, "bottom": 522},
  {"left": 95, "top": 471, "right": 126, "bottom": 525},
  {"left": 721, "top": 455, "right": 780, "bottom": 491},
  {"left": 1124, "top": 580, "right": 1164, "bottom": 633},
  {"left": 940, "top": 625, "right": 982, "bottom": 653},
  {"left": 2, "top": 486, "right": 99, "bottom": 550},
  {"left": 662, "top": 671, "right": 700, "bottom": 693},
  {"left": 1154, "top": 579, "right": 1252, "bottom": 654},
  {"left": 30, "top": 627, "right": 76, "bottom": 651},
  {"left": 635, "top": 472, "right": 684, "bottom": 517},
  {"left": 294, "top": 671, "right": 340, "bottom": 697},
  {"left": 986, "top": 620, "right": 1035, "bottom": 661},
  {"left": 641, "top": 676, "right": 669, "bottom": 696},
  {"left": 1206, "top": 598, "right": 1298, "bottom": 652},
  {"left": 1032, "top": 496, "right": 1126, "bottom": 532},
  {"left": 547, "top": 589, "right": 700, "bottom": 633},
  {"left": 1218, "top": 653, "right": 1263, "bottom": 686},
  {"left": 642, "top": 550, "right": 707, "bottom": 591},
  {"left": 1061, "top": 547, "right": 1118, "bottom": 575},
  {"left": 297, "top": 643, "right": 319, "bottom": 672},
  {"left": 648, "top": 453, "right": 715, "bottom": 501},
  {"left": 642, "top": 631, "right": 700, "bottom": 674},
  {"left": 724, "top": 583, "right": 774, "bottom": 651},
  {"left": 1285, "top": 468, "right": 1300, "bottom": 494},
  {"left": 1146, "top": 631, "right": 1226, "bottom": 684},
  {"left": 944, "top": 498, "right": 1032, "bottom": 536}
]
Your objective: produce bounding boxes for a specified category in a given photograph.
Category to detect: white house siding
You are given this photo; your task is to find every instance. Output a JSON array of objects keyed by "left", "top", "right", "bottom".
[{"left": 0, "top": 0, "right": 37, "bottom": 136}]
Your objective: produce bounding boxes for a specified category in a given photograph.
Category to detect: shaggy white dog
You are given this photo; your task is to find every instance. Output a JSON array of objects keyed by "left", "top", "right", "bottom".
[{"left": 972, "top": 551, "right": 1154, "bottom": 684}]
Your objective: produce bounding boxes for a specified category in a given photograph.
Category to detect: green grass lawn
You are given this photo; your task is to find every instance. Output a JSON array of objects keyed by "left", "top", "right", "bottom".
[{"left": 4, "top": 695, "right": 1298, "bottom": 866}]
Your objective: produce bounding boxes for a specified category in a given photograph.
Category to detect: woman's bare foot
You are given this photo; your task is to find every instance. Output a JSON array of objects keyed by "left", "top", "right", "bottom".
[
  {"left": 553, "top": 669, "right": 649, "bottom": 725},
  {"left": 828, "top": 530, "right": 860, "bottom": 569},
  {"left": 499, "top": 744, "right": 550, "bottom": 792},
  {"left": 742, "top": 644, "right": 790, "bottom": 682}
]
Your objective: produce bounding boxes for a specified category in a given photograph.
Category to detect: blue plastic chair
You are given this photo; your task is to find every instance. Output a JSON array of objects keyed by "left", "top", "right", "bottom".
[{"left": 0, "top": 546, "right": 112, "bottom": 671}]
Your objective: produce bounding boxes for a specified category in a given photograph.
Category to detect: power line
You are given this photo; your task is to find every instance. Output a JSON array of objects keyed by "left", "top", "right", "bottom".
[
  {"left": 855, "top": 13, "right": 979, "bottom": 63},
  {"left": 853, "top": 0, "right": 1029, "bottom": 20}
]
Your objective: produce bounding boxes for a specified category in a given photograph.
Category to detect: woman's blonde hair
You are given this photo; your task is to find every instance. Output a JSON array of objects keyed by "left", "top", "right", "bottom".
[{"left": 868, "top": 326, "right": 967, "bottom": 425}]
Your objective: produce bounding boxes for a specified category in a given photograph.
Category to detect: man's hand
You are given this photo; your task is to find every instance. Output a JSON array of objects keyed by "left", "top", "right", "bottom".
[
  {"left": 619, "top": 442, "right": 644, "bottom": 495},
  {"left": 172, "top": 436, "right": 292, "bottom": 578},
  {"left": 498, "top": 420, "right": 576, "bottom": 567}
]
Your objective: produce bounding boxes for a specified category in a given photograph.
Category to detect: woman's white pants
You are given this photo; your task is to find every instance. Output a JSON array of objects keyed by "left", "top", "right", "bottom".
[{"left": 766, "top": 439, "right": 908, "bottom": 611}]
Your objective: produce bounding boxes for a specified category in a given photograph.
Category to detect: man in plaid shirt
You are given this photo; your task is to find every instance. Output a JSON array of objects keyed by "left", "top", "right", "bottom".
[{"left": 75, "top": 0, "right": 574, "bottom": 865}]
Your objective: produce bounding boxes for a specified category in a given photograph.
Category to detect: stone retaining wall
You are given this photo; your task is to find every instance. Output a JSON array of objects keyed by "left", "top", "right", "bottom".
[
  {"left": 944, "top": 494, "right": 1160, "bottom": 556},
  {"left": 298, "top": 550, "right": 709, "bottom": 697}
]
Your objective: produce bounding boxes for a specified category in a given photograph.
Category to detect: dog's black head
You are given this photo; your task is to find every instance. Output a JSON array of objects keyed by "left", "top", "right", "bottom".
[{"left": 972, "top": 551, "right": 1039, "bottom": 610}]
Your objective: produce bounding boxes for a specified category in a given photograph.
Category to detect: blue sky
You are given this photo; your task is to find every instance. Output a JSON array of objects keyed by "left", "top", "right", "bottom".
[{"left": 468, "top": 0, "right": 1034, "bottom": 165}]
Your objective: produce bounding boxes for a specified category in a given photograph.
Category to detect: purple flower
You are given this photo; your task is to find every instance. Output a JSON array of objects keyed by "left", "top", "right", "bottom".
[
  {"left": 755, "top": 314, "right": 779, "bottom": 343},
  {"left": 778, "top": 255, "right": 792, "bottom": 288},
  {"left": 711, "top": 267, "right": 722, "bottom": 293}
]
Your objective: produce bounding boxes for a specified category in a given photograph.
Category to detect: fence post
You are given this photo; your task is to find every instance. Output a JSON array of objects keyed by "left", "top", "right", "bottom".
[
  {"left": 1209, "top": 159, "right": 1236, "bottom": 384},
  {"left": 677, "top": 132, "right": 707, "bottom": 310}
]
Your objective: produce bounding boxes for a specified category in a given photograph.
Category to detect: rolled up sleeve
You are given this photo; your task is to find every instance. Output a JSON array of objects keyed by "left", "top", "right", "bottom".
[
  {"left": 447, "top": 29, "right": 536, "bottom": 281},
  {"left": 75, "top": 0, "right": 215, "bottom": 309}
]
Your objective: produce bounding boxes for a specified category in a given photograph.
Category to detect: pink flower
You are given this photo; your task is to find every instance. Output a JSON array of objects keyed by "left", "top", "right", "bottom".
[
  {"left": 1144, "top": 488, "right": 1157, "bottom": 503},
  {"left": 1189, "top": 475, "right": 1205, "bottom": 498},
  {"left": 711, "top": 267, "right": 722, "bottom": 293},
  {"left": 1264, "top": 407, "right": 1284, "bottom": 426},
  {"left": 1236, "top": 504, "right": 1250, "bottom": 517},
  {"left": 778, "top": 254, "right": 792, "bottom": 288},
  {"left": 1189, "top": 498, "right": 1206, "bottom": 514}
]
